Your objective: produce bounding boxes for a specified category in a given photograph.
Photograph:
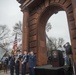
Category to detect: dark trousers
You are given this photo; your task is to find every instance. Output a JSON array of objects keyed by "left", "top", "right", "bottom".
[
  {"left": 22, "top": 63, "right": 26, "bottom": 75},
  {"left": 29, "top": 68, "right": 35, "bottom": 75},
  {"left": 15, "top": 65, "right": 19, "bottom": 75},
  {"left": 10, "top": 66, "right": 14, "bottom": 75}
]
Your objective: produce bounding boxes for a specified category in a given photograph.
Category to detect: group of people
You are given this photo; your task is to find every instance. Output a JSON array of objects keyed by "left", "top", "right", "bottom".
[
  {"left": 9, "top": 50, "right": 36, "bottom": 75},
  {"left": 58, "top": 42, "right": 72, "bottom": 65}
]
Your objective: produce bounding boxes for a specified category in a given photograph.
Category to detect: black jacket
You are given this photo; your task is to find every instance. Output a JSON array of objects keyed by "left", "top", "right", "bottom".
[
  {"left": 28, "top": 54, "right": 36, "bottom": 68},
  {"left": 10, "top": 56, "right": 15, "bottom": 67}
]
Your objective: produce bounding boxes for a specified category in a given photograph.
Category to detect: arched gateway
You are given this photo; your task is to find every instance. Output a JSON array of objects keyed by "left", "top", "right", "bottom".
[{"left": 17, "top": 0, "right": 76, "bottom": 68}]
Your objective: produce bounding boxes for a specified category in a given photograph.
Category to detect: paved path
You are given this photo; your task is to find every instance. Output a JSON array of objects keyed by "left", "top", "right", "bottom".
[
  {"left": 0, "top": 70, "right": 29, "bottom": 75},
  {"left": 0, "top": 70, "right": 10, "bottom": 75}
]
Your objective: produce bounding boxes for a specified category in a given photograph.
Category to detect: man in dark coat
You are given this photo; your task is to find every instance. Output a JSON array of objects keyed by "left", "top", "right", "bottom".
[
  {"left": 15, "top": 50, "right": 22, "bottom": 75},
  {"left": 28, "top": 50, "right": 36, "bottom": 75},
  {"left": 21, "top": 50, "right": 28, "bottom": 75},
  {"left": 9, "top": 54, "right": 15, "bottom": 75}
]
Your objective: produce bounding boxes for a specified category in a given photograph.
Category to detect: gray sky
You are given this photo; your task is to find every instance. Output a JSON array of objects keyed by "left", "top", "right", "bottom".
[
  {"left": 47, "top": 11, "right": 71, "bottom": 44},
  {"left": 0, "top": 0, "right": 71, "bottom": 45},
  {"left": 0, "top": 0, "right": 23, "bottom": 30}
]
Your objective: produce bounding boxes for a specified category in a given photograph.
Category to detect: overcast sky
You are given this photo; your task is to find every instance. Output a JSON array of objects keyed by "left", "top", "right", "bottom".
[
  {"left": 47, "top": 11, "right": 71, "bottom": 44},
  {"left": 0, "top": 0, "right": 71, "bottom": 45},
  {"left": 0, "top": 0, "right": 23, "bottom": 30}
]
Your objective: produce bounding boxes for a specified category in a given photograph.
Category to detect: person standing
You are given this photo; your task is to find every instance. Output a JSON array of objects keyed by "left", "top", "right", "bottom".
[
  {"left": 9, "top": 53, "right": 15, "bottom": 75},
  {"left": 28, "top": 50, "right": 36, "bottom": 75},
  {"left": 21, "top": 50, "right": 28, "bottom": 75},
  {"left": 4, "top": 58, "right": 8, "bottom": 73},
  {"left": 15, "top": 50, "right": 21, "bottom": 75},
  {"left": 58, "top": 45, "right": 66, "bottom": 66},
  {"left": 63, "top": 42, "right": 73, "bottom": 65}
]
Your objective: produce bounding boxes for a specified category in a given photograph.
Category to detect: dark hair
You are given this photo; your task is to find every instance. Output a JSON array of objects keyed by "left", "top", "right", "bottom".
[
  {"left": 30, "top": 50, "right": 33, "bottom": 52},
  {"left": 24, "top": 50, "right": 27, "bottom": 52}
]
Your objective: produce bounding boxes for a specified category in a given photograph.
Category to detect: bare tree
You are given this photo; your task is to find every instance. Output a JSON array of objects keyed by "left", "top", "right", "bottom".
[
  {"left": 13, "top": 21, "right": 22, "bottom": 43},
  {"left": 13, "top": 21, "right": 22, "bottom": 35},
  {"left": 45, "top": 23, "right": 64, "bottom": 56},
  {"left": 0, "top": 25, "right": 10, "bottom": 49},
  {"left": 57, "top": 38, "right": 64, "bottom": 47},
  {"left": 46, "top": 37, "right": 64, "bottom": 56},
  {"left": 46, "top": 23, "right": 52, "bottom": 32},
  {"left": 47, "top": 37, "right": 64, "bottom": 49},
  {"left": 0, "top": 25, "right": 10, "bottom": 40}
]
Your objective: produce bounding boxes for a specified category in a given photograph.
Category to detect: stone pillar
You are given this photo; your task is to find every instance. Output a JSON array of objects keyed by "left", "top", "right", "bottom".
[
  {"left": 72, "top": 0, "right": 76, "bottom": 74},
  {"left": 72, "top": 0, "right": 76, "bottom": 27},
  {"left": 22, "top": 9, "right": 29, "bottom": 54}
]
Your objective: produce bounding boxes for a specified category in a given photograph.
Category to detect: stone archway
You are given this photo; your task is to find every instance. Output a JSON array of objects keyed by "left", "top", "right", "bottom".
[
  {"left": 17, "top": 0, "right": 76, "bottom": 69},
  {"left": 36, "top": 1, "right": 75, "bottom": 66}
]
